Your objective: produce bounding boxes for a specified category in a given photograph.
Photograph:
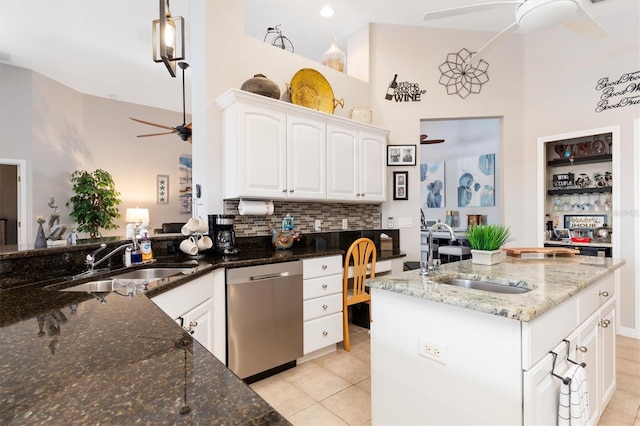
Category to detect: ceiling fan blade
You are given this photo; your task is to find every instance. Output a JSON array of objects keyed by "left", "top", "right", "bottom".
[
  {"left": 464, "top": 21, "right": 519, "bottom": 64},
  {"left": 129, "top": 117, "right": 175, "bottom": 130},
  {"left": 137, "top": 131, "right": 177, "bottom": 138},
  {"left": 424, "top": 1, "right": 522, "bottom": 21},
  {"left": 563, "top": 2, "right": 607, "bottom": 41},
  {"left": 420, "top": 134, "right": 445, "bottom": 144},
  {"left": 184, "top": 122, "right": 192, "bottom": 129}
]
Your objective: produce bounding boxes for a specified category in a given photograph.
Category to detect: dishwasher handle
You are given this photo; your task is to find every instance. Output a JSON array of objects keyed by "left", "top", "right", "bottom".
[{"left": 249, "top": 272, "right": 290, "bottom": 281}]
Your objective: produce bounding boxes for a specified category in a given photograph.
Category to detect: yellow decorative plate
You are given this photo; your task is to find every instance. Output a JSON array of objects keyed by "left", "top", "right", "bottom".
[{"left": 288, "top": 68, "right": 343, "bottom": 114}]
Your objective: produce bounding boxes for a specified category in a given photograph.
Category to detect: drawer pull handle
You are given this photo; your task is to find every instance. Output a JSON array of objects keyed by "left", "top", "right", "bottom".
[
  {"left": 322, "top": 304, "right": 328, "bottom": 310},
  {"left": 183, "top": 320, "right": 198, "bottom": 334},
  {"left": 322, "top": 264, "right": 328, "bottom": 270},
  {"left": 289, "top": 189, "right": 294, "bottom": 192},
  {"left": 599, "top": 291, "right": 609, "bottom": 297},
  {"left": 600, "top": 319, "right": 611, "bottom": 328},
  {"left": 322, "top": 283, "right": 328, "bottom": 289},
  {"left": 576, "top": 345, "right": 588, "bottom": 353},
  {"left": 322, "top": 331, "right": 328, "bottom": 336},
  {"left": 282, "top": 189, "right": 287, "bottom": 192}
]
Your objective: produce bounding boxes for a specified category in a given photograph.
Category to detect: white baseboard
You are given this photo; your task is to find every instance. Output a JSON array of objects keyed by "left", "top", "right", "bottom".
[{"left": 617, "top": 326, "right": 639, "bottom": 339}]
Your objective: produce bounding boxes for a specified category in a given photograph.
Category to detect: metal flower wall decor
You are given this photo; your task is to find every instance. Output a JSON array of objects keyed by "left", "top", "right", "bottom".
[{"left": 439, "top": 48, "right": 490, "bottom": 99}]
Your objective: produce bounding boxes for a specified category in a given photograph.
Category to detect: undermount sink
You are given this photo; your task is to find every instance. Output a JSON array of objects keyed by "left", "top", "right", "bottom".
[
  {"left": 438, "top": 278, "right": 532, "bottom": 294},
  {"left": 109, "top": 267, "right": 195, "bottom": 281},
  {"left": 60, "top": 280, "right": 117, "bottom": 293}
]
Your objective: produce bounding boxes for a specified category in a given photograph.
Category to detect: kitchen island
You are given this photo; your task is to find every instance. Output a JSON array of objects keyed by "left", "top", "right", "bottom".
[{"left": 367, "top": 254, "right": 624, "bottom": 425}]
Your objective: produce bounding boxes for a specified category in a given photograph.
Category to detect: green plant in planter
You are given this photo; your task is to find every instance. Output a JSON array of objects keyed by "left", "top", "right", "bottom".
[
  {"left": 66, "top": 169, "right": 122, "bottom": 239},
  {"left": 464, "top": 224, "right": 511, "bottom": 251}
]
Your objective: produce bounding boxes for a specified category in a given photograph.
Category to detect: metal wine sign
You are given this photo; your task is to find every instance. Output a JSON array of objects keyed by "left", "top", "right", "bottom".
[{"left": 384, "top": 74, "right": 426, "bottom": 102}]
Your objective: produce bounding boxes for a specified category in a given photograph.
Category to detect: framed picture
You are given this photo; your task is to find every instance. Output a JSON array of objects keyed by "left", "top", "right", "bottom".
[
  {"left": 554, "top": 228, "right": 571, "bottom": 240},
  {"left": 157, "top": 174, "right": 169, "bottom": 204},
  {"left": 387, "top": 145, "right": 416, "bottom": 166},
  {"left": 393, "top": 171, "right": 409, "bottom": 200}
]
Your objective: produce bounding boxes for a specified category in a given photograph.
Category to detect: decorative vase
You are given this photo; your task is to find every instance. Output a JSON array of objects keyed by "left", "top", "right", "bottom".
[
  {"left": 321, "top": 38, "right": 346, "bottom": 72},
  {"left": 240, "top": 74, "right": 281, "bottom": 99},
  {"left": 34, "top": 223, "right": 47, "bottom": 248},
  {"left": 470, "top": 249, "right": 502, "bottom": 265}
]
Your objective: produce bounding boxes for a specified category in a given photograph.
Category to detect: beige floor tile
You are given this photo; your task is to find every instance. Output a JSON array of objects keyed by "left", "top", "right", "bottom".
[
  {"left": 605, "top": 390, "right": 640, "bottom": 419},
  {"left": 618, "top": 357, "right": 640, "bottom": 379},
  {"left": 252, "top": 380, "right": 315, "bottom": 417},
  {"left": 287, "top": 366, "right": 352, "bottom": 401},
  {"left": 618, "top": 336, "right": 640, "bottom": 351},
  {"left": 618, "top": 345, "right": 640, "bottom": 364},
  {"left": 321, "top": 385, "right": 371, "bottom": 426},
  {"left": 277, "top": 359, "right": 324, "bottom": 381},
  {"left": 598, "top": 407, "right": 636, "bottom": 426},
  {"left": 287, "top": 402, "right": 349, "bottom": 426},
  {"left": 617, "top": 372, "right": 640, "bottom": 397},
  {"left": 314, "top": 350, "right": 371, "bottom": 384},
  {"left": 250, "top": 373, "right": 282, "bottom": 394},
  {"left": 355, "top": 377, "right": 371, "bottom": 393}
]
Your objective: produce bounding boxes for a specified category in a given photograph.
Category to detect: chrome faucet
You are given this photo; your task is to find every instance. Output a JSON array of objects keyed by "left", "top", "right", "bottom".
[
  {"left": 427, "top": 222, "right": 457, "bottom": 275},
  {"left": 72, "top": 242, "right": 133, "bottom": 280}
]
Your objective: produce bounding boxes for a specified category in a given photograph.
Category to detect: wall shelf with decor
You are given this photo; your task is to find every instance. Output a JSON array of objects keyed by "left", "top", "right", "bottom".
[
  {"left": 547, "top": 186, "right": 612, "bottom": 196},
  {"left": 547, "top": 154, "right": 612, "bottom": 167}
]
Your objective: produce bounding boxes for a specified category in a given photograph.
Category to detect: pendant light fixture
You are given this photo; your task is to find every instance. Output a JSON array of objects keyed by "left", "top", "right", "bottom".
[{"left": 153, "top": 0, "right": 185, "bottom": 77}]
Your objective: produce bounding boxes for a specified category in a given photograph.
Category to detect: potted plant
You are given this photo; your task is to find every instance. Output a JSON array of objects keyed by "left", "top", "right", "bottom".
[
  {"left": 464, "top": 224, "right": 511, "bottom": 265},
  {"left": 66, "top": 169, "right": 122, "bottom": 239}
]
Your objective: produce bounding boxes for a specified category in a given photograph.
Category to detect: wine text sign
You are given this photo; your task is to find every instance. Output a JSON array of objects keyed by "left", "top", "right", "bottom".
[{"left": 384, "top": 74, "right": 426, "bottom": 102}]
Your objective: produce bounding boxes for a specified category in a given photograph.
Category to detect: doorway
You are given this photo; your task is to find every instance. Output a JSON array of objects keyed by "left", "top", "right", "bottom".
[{"left": 0, "top": 159, "right": 26, "bottom": 246}]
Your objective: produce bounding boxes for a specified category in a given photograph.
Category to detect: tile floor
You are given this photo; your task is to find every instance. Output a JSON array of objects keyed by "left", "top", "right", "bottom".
[
  {"left": 251, "top": 324, "right": 372, "bottom": 426},
  {"left": 252, "top": 327, "right": 640, "bottom": 426}
]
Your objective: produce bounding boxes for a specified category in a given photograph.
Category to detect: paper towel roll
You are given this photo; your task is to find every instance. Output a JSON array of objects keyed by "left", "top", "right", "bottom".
[{"left": 238, "top": 199, "right": 274, "bottom": 216}]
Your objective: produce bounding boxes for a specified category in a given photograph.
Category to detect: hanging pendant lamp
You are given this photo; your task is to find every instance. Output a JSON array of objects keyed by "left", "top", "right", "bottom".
[{"left": 152, "top": 0, "right": 185, "bottom": 77}]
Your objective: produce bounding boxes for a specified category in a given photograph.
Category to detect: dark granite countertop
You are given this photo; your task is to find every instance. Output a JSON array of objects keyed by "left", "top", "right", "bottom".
[{"left": 0, "top": 241, "right": 404, "bottom": 424}]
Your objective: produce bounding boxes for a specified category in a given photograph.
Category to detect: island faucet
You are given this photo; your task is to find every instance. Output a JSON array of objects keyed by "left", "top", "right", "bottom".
[{"left": 427, "top": 222, "right": 457, "bottom": 275}]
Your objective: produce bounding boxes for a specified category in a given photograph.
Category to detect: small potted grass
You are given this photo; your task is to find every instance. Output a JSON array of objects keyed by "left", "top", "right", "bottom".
[{"left": 464, "top": 224, "right": 511, "bottom": 265}]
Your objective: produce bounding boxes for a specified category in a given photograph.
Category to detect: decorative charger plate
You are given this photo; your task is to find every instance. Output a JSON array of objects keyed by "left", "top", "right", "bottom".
[{"left": 288, "top": 68, "right": 342, "bottom": 114}]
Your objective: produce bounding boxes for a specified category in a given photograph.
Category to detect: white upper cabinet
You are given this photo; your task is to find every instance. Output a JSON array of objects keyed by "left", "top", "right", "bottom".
[{"left": 217, "top": 89, "right": 388, "bottom": 203}]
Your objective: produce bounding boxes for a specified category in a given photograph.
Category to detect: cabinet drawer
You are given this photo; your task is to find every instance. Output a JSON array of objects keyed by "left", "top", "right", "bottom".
[
  {"left": 304, "top": 293, "right": 342, "bottom": 321},
  {"left": 303, "top": 255, "right": 342, "bottom": 279},
  {"left": 578, "top": 274, "right": 614, "bottom": 324},
  {"left": 304, "top": 312, "right": 343, "bottom": 354},
  {"left": 151, "top": 273, "right": 213, "bottom": 320},
  {"left": 303, "top": 274, "right": 342, "bottom": 300}
]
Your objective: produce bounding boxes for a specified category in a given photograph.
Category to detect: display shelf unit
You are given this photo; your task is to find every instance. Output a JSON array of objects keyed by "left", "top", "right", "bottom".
[
  {"left": 547, "top": 154, "right": 612, "bottom": 167},
  {"left": 547, "top": 186, "right": 612, "bottom": 196}
]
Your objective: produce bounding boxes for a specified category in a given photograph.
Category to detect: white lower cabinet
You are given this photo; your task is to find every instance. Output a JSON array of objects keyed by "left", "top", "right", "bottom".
[
  {"left": 150, "top": 269, "right": 226, "bottom": 362},
  {"left": 523, "top": 279, "right": 616, "bottom": 426},
  {"left": 302, "top": 255, "right": 343, "bottom": 355}
]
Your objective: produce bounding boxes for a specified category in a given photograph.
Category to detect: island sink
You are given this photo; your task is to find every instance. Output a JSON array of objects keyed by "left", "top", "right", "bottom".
[
  {"left": 437, "top": 278, "right": 532, "bottom": 294},
  {"left": 110, "top": 267, "right": 195, "bottom": 280}
]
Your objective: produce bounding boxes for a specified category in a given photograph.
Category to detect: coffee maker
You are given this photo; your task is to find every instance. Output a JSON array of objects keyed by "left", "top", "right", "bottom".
[{"left": 208, "top": 214, "right": 238, "bottom": 255}]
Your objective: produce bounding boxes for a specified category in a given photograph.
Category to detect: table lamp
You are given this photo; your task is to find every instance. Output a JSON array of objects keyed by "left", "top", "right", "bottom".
[{"left": 125, "top": 208, "right": 150, "bottom": 239}]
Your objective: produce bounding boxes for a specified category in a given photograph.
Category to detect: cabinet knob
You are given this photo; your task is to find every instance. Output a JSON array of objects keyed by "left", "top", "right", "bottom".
[
  {"left": 322, "top": 304, "right": 328, "bottom": 310},
  {"left": 322, "top": 265, "right": 327, "bottom": 270},
  {"left": 322, "top": 283, "right": 328, "bottom": 289},
  {"left": 183, "top": 320, "right": 198, "bottom": 334},
  {"left": 599, "top": 291, "right": 609, "bottom": 297},
  {"left": 322, "top": 331, "right": 328, "bottom": 336},
  {"left": 289, "top": 189, "right": 294, "bottom": 192},
  {"left": 361, "top": 193, "right": 365, "bottom": 197},
  {"left": 599, "top": 319, "right": 611, "bottom": 328},
  {"left": 282, "top": 189, "right": 287, "bottom": 193},
  {"left": 356, "top": 193, "right": 361, "bottom": 197},
  {"left": 576, "top": 345, "right": 588, "bottom": 353}
]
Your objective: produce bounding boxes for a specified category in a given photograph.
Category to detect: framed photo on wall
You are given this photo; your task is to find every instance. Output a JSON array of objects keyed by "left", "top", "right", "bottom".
[
  {"left": 387, "top": 145, "right": 416, "bottom": 166},
  {"left": 393, "top": 171, "right": 409, "bottom": 200}
]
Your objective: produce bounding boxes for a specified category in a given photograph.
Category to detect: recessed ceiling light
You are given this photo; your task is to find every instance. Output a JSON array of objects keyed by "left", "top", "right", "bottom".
[{"left": 320, "top": 6, "right": 334, "bottom": 18}]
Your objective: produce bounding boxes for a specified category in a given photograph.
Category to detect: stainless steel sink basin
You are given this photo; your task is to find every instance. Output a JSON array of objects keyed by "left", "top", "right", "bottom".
[
  {"left": 438, "top": 278, "right": 531, "bottom": 294},
  {"left": 110, "top": 267, "right": 194, "bottom": 280},
  {"left": 60, "top": 280, "right": 116, "bottom": 293}
]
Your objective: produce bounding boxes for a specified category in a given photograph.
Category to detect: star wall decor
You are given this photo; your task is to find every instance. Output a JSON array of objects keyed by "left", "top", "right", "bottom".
[
  {"left": 439, "top": 48, "right": 490, "bottom": 99},
  {"left": 157, "top": 174, "right": 169, "bottom": 204}
]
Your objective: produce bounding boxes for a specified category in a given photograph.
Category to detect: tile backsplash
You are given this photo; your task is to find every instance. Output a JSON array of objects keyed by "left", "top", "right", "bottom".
[{"left": 223, "top": 200, "right": 382, "bottom": 237}]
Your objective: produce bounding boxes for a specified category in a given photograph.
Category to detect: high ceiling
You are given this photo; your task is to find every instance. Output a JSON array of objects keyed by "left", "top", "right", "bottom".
[{"left": 0, "top": 0, "right": 630, "bottom": 113}]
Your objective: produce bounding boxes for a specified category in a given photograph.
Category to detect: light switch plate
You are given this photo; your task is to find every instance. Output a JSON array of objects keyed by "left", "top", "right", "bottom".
[{"left": 398, "top": 217, "right": 412, "bottom": 228}]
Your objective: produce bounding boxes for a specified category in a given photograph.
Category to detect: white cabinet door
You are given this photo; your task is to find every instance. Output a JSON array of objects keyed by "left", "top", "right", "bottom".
[
  {"left": 287, "top": 115, "right": 326, "bottom": 200},
  {"left": 358, "top": 130, "right": 387, "bottom": 202},
  {"left": 326, "top": 124, "right": 359, "bottom": 201},
  {"left": 180, "top": 298, "right": 215, "bottom": 354},
  {"left": 523, "top": 351, "right": 563, "bottom": 426},
  {"left": 576, "top": 314, "right": 600, "bottom": 425},
  {"left": 599, "top": 299, "right": 616, "bottom": 408},
  {"left": 229, "top": 103, "right": 287, "bottom": 199}
]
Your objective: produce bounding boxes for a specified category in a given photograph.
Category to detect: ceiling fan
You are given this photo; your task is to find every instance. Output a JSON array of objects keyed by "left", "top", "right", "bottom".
[
  {"left": 424, "top": 0, "right": 608, "bottom": 63},
  {"left": 130, "top": 62, "right": 192, "bottom": 143},
  {"left": 420, "top": 134, "right": 445, "bottom": 144}
]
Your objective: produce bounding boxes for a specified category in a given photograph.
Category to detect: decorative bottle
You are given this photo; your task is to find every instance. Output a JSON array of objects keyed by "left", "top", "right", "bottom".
[
  {"left": 385, "top": 74, "right": 398, "bottom": 100},
  {"left": 321, "top": 37, "right": 346, "bottom": 72}
]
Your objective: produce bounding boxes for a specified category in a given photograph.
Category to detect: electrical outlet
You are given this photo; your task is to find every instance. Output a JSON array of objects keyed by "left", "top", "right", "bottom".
[
  {"left": 314, "top": 219, "right": 322, "bottom": 231},
  {"left": 342, "top": 218, "right": 348, "bottom": 230},
  {"left": 418, "top": 338, "right": 447, "bottom": 364}
]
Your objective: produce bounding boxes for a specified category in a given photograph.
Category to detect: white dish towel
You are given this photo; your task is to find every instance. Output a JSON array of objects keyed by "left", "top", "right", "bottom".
[{"left": 558, "top": 363, "right": 590, "bottom": 426}]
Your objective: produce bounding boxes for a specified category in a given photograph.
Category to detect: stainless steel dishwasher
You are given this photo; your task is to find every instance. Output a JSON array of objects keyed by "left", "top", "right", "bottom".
[{"left": 226, "top": 261, "right": 303, "bottom": 382}]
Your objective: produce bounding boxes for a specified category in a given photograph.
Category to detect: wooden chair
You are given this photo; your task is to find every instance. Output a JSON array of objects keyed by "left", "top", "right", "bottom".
[{"left": 342, "top": 237, "right": 376, "bottom": 352}]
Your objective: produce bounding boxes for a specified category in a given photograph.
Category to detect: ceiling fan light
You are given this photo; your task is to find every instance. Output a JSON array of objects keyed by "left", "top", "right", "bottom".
[{"left": 516, "top": 0, "right": 578, "bottom": 31}]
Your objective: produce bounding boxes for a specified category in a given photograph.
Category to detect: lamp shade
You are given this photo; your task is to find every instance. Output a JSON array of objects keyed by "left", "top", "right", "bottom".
[{"left": 125, "top": 208, "right": 150, "bottom": 224}]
